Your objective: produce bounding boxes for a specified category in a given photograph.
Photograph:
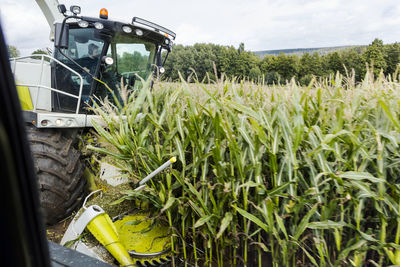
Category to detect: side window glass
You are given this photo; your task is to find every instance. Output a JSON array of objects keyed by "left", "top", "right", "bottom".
[{"left": 116, "top": 43, "right": 152, "bottom": 79}]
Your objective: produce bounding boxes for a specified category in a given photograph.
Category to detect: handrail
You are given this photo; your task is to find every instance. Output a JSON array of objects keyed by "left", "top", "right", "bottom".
[
  {"left": 10, "top": 54, "right": 84, "bottom": 114},
  {"left": 16, "top": 84, "right": 80, "bottom": 100}
]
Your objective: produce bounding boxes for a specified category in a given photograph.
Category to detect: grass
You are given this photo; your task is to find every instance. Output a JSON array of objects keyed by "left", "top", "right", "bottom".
[{"left": 89, "top": 71, "right": 400, "bottom": 266}]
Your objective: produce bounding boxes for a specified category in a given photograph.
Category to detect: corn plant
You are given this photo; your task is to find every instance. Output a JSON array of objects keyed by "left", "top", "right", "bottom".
[{"left": 89, "top": 71, "right": 400, "bottom": 266}]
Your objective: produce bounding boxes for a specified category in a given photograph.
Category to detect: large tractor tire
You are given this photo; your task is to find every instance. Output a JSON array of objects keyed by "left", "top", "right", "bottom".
[{"left": 26, "top": 126, "right": 86, "bottom": 225}]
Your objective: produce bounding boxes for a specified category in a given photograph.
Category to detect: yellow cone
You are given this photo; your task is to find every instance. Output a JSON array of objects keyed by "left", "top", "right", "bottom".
[{"left": 86, "top": 213, "right": 134, "bottom": 266}]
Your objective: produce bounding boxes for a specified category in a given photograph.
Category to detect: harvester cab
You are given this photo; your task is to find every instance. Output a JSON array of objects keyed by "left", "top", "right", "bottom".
[
  {"left": 12, "top": 1, "right": 174, "bottom": 128},
  {"left": 50, "top": 6, "right": 174, "bottom": 115},
  {"left": 10, "top": 0, "right": 175, "bottom": 225}
]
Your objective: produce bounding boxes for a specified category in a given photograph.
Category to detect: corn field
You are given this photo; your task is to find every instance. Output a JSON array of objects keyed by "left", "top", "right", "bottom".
[{"left": 89, "top": 71, "right": 400, "bottom": 266}]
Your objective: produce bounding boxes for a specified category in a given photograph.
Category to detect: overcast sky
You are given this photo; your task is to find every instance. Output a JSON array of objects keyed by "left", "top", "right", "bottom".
[{"left": 1, "top": 0, "right": 400, "bottom": 56}]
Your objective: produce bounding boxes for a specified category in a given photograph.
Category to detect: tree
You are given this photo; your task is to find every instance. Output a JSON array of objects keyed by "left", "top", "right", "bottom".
[
  {"left": 260, "top": 55, "right": 278, "bottom": 84},
  {"left": 260, "top": 53, "right": 298, "bottom": 83},
  {"left": 363, "top": 38, "right": 387, "bottom": 76},
  {"left": 249, "top": 66, "right": 262, "bottom": 82},
  {"left": 7, "top": 45, "right": 20, "bottom": 58},
  {"left": 32, "top": 48, "right": 48, "bottom": 55},
  {"left": 238, "top": 42, "right": 245, "bottom": 54},
  {"left": 384, "top": 42, "right": 400, "bottom": 75},
  {"left": 217, "top": 45, "right": 238, "bottom": 78},
  {"left": 233, "top": 50, "right": 261, "bottom": 79},
  {"left": 192, "top": 43, "right": 218, "bottom": 81},
  {"left": 298, "top": 53, "right": 323, "bottom": 82},
  {"left": 31, "top": 48, "right": 49, "bottom": 61},
  {"left": 163, "top": 44, "right": 196, "bottom": 81},
  {"left": 265, "top": 71, "right": 281, "bottom": 85},
  {"left": 274, "top": 53, "right": 299, "bottom": 82},
  {"left": 324, "top": 52, "right": 344, "bottom": 75},
  {"left": 259, "top": 55, "right": 273, "bottom": 75},
  {"left": 162, "top": 38, "right": 400, "bottom": 83},
  {"left": 342, "top": 50, "right": 365, "bottom": 81}
]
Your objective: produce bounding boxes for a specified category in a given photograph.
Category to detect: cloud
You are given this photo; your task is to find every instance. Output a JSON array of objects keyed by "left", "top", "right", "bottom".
[
  {"left": 0, "top": 0, "right": 400, "bottom": 55},
  {"left": 176, "top": 24, "right": 214, "bottom": 45},
  {"left": 1, "top": 0, "right": 51, "bottom": 54},
  {"left": 244, "top": 0, "right": 400, "bottom": 49}
]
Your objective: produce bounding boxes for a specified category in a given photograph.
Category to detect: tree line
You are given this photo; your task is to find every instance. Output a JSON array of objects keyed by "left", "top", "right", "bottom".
[
  {"left": 8, "top": 38, "right": 400, "bottom": 85},
  {"left": 163, "top": 39, "right": 400, "bottom": 84}
]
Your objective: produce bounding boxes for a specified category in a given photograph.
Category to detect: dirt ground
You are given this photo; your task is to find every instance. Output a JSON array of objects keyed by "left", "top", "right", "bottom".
[{"left": 46, "top": 217, "right": 73, "bottom": 243}]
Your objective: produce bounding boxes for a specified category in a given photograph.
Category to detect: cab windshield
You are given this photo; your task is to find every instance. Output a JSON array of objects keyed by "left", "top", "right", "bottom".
[
  {"left": 53, "top": 28, "right": 105, "bottom": 112},
  {"left": 97, "top": 34, "right": 157, "bottom": 100},
  {"left": 53, "top": 28, "right": 157, "bottom": 112}
]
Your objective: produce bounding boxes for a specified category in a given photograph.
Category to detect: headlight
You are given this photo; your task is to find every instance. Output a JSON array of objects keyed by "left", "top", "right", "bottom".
[
  {"left": 102, "top": 56, "right": 114, "bottom": 65},
  {"left": 78, "top": 20, "right": 89, "bottom": 28},
  {"left": 70, "top": 5, "right": 81, "bottom": 15},
  {"left": 164, "top": 39, "right": 170, "bottom": 45},
  {"left": 94, "top": 22, "right": 104, "bottom": 29},
  {"left": 122, "top": 25, "right": 132, "bottom": 33},
  {"left": 41, "top": 120, "right": 49, "bottom": 126},
  {"left": 135, "top": 29, "right": 143, "bottom": 36}
]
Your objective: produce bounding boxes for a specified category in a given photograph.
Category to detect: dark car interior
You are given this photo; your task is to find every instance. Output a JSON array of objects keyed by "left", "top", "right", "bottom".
[{"left": 0, "top": 22, "right": 111, "bottom": 267}]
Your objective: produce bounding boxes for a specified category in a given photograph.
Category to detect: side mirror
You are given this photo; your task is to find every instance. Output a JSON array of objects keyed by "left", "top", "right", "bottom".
[
  {"left": 156, "top": 47, "right": 168, "bottom": 74},
  {"left": 166, "top": 42, "right": 172, "bottom": 52},
  {"left": 54, "top": 23, "right": 69, "bottom": 49},
  {"left": 156, "top": 49, "right": 162, "bottom": 67}
]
